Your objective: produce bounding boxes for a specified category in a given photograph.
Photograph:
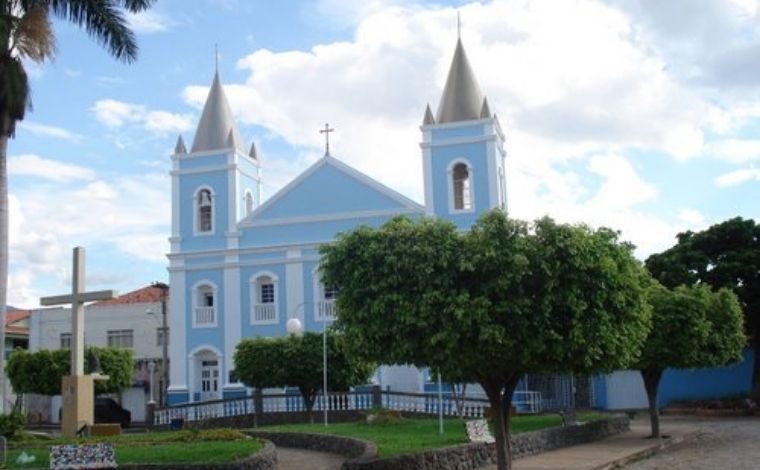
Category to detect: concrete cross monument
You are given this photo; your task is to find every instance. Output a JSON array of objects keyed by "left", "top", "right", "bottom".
[{"left": 40, "top": 247, "right": 116, "bottom": 436}]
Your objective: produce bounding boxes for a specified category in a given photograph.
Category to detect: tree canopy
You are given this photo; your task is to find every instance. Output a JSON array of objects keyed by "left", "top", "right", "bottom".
[
  {"left": 7, "top": 347, "right": 133, "bottom": 396},
  {"left": 635, "top": 283, "right": 745, "bottom": 437},
  {"left": 234, "top": 331, "right": 374, "bottom": 420},
  {"left": 320, "top": 210, "right": 651, "bottom": 470},
  {"left": 645, "top": 217, "right": 760, "bottom": 398}
]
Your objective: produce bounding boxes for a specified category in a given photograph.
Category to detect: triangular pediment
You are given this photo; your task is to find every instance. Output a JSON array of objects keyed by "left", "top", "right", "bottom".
[{"left": 242, "top": 157, "right": 424, "bottom": 226}]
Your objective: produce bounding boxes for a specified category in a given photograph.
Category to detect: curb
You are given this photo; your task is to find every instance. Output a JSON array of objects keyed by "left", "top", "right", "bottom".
[{"left": 591, "top": 430, "right": 701, "bottom": 470}]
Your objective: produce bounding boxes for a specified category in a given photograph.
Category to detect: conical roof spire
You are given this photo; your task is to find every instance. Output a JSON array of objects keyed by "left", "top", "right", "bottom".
[
  {"left": 435, "top": 38, "right": 485, "bottom": 124},
  {"left": 423, "top": 104, "right": 436, "bottom": 125},
  {"left": 191, "top": 71, "right": 245, "bottom": 153},
  {"left": 249, "top": 141, "right": 258, "bottom": 160},
  {"left": 175, "top": 135, "right": 187, "bottom": 154},
  {"left": 480, "top": 97, "right": 491, "bottom": 119}
]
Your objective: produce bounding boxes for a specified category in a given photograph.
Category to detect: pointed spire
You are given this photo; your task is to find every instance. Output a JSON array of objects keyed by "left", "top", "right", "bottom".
[
  {"left": 190, "top": 71, "right": 245, "bottom": 153},
  {"left": 423, "top": 104, "right": 436, "bottom": 125},
  {"left": 480, "top": 97, "right": 491, "bottom": 119},
  {"left": 248, "top": 141, "right": 257, "bottom": 160},
  {"left": 435, "top": 38, "right": 484, "bottom": 124},
  {"left": 175, "top": 135, "right": 187, "bottom": 154}
]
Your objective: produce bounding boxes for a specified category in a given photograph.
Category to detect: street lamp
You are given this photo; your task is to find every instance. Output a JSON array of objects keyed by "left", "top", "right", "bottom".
[{"left": 146, "top": 282, "right": 169, "bottom": 407}]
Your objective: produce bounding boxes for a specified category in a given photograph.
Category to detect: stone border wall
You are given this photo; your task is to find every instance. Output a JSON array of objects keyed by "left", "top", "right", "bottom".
[
  {"left": 243, "top": 416, "right": 628, "bottom": 470},
  {"left": 118, "top": 439, "right": 277, "bottom": 470},
  {"left": 342, "top": 416, "right": 627, "bottom": 470}
]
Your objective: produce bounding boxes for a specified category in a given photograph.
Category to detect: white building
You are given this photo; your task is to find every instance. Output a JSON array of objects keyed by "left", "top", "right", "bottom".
[{"left": 28, "top": 284, "right": 169, "bottom": 424}]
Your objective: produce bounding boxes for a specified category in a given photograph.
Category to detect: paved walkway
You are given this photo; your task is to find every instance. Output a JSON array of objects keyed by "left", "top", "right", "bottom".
[
  {"left": 480, "top": 417, "right": 699, "bottom": 470},
  {"left": 276, "top": 447, "right": 346, "bottom": 470}
]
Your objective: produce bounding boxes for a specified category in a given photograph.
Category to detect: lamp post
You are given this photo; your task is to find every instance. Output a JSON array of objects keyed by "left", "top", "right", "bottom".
[
  {"left": 148, "top": 360, "right": 156, "bottom": 405},
  {"left": 291, "top": 302, "right": 329, "bottom": 427},
  {"left": 147, "top": 282, "right": 169, "bottom": 407}
]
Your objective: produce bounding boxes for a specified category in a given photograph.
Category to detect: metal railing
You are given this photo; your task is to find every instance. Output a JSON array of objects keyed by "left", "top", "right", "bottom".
[{"left": 153, "top": 387, "right": 541, "bottom": 425}]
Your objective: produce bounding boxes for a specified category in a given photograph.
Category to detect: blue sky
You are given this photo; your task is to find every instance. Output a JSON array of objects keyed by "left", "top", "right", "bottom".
[{"left": 7, "top": 0, "right": 760, "bottom": 307}]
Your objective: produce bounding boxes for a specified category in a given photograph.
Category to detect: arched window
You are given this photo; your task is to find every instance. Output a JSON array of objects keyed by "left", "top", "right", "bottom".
[
  {"left": 452, "top": 162, "right": 472, "bottom": 210},
  {"left": 251, "top": 272, "right": 278, "bottom": 324},
  {"left": 193, "top": 282, "right": 217, "bottom": 327},
  {"left": 245, "top": 191, "right": 254, "bottom": 216},
  {"left": 196, "top": 188, "right": 213, "bottom": 233},
  {"left": 313, "top": 268, "right": 338, "bottom": 322}
]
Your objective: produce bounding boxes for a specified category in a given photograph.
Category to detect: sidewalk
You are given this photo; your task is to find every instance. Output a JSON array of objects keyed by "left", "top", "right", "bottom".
[{"left": 480, "top": 421, "right": 699, "bottom": 470}]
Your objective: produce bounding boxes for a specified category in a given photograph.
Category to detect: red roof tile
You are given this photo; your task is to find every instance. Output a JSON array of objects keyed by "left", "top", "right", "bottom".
[{"left": 95, "top": 284, "right": 169, "bottom": 306}]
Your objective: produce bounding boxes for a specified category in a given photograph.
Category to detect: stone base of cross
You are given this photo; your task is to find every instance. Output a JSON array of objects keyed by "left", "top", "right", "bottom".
[{"left": 41, "top": 247, "right": 116, "bottom": 437}]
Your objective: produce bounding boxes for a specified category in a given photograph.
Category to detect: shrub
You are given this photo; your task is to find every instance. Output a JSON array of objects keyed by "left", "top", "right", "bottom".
[{"left": 0, "top": 412, "right": 26, "bottom": 440}]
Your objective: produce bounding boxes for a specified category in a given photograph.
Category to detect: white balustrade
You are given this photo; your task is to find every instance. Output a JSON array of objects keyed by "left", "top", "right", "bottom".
[
  {"left": 195, "top": 306, "right": 215, "bottom": 325},
  {"left": 253, "top": 304, "right": 276, "bottom": 323}
]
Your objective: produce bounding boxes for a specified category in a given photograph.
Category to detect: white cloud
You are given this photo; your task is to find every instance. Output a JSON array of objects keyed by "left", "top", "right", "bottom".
[
  {"left": 17, "top": 122, "right": 84, "bottom": 142},
  {"left": 8, "top": 154, "right": 95, "bottom": 182},
  {"left": 705, "top": 139, "right": 760, "bottom": 163},
  {"left": 126, "top": 10, "right": 173, "bottom": 34},
  {"left": 715, "top": 167, "right": 760, "bottom": 187},
  {"left": 91, "top": 99, "right": 193, "bottom": 136},
  {"left": 678, "top": 209, "right": 706, "bottom": 226}
]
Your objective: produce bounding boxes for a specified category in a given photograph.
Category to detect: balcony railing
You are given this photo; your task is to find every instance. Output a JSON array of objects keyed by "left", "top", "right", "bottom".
[
  {"left": 195, "top": 307, "right": 215, "bottom": 325},
  {"left": 252, "top": 304, "right": 276, "bottom": 323},
  {"left": 316, "top": 300, "right": 336, "bottom": 321}
]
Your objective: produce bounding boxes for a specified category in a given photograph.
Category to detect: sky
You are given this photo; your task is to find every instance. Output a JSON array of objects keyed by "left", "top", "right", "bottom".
[{"left": 6, "top": 0, "right": 760, "bottom": 308}]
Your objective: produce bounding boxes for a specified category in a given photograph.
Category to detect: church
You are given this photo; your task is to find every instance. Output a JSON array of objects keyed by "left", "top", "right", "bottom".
[{"left": 166, "top": 38, "right": 507, "bottom": 405}]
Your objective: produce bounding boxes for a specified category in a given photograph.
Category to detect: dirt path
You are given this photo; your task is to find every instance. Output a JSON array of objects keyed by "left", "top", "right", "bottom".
[{"left": 276, "top": 447, "right": 346, "bottom": 470}]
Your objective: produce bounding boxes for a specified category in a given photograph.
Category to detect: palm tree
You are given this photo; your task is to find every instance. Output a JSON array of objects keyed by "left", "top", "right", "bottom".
[{"left": 0, "top": 0, "right": 155, "bottom": 412}]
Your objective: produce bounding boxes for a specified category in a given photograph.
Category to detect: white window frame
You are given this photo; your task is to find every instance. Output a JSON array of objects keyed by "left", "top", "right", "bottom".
[
  {"left": 447, "top": 159, "right": 475, "bottom": 214},
  {"left": 157, "top": 327, "right": 169, "bottom": 347},
  {"left": 312, "top": 268, "right": 337, "bottom": 322},
  {"left": 60, "top": 332, "right": 72, "bottom": 349},
  {"left": 250, "top": 271, "right": 279, "bottom": 325},
  {"left": 193, "top": 186, "right": 215, "bottom": 236},
  {"left": 107, "top": 329, "right": 134, "bottom": 348},
  {"left": 192, "top": 280, "right": 218, "bottom": 328}
]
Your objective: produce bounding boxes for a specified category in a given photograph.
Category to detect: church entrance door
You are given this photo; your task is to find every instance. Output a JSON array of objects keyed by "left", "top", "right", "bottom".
[{"left": 200, "top": 359, "right": 220, "bottom": 402}]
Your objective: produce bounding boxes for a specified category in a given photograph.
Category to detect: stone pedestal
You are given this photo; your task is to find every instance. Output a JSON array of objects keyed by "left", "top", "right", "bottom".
[{"left": 61, "top": 375, "right": 94, "bottom": 437}]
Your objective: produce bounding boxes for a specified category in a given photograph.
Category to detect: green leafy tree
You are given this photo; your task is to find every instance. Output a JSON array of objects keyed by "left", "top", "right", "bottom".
[
  {"left": 234, "top": 331, "right": 374, "bottom": 422},
  {"left": 0, "top": 0, "right": 155, "bottom": 411},
  {"left": 321, "top": 211, "right": 651, "bottom": 470},
  {"left": 636, "top": 283, "right": 745, "bottom": 438},
  {"left": 646, "top": 217, "right": 760, "bottom": 399},
  {"left": 7, "top": 347, "right": 133, "bottom": 396}
]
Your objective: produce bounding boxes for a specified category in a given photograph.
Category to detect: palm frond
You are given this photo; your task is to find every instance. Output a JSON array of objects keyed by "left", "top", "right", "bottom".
[
  {"left": 13, "top": 4, "right": 55, "bottom": 63},
  {"left": 119, "top": 0, "right": 155, "bottom": 13},
  {"left": 47, "top": 0, "right": 139, "bottom": 63},
  {"left": 0, "top": 57, "right": 30, "bottom": 136}
]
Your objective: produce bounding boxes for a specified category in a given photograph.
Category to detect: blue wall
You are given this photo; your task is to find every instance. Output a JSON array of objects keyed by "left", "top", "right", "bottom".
[{"left": 656, "top": 348, "right": 755, "bottom": 406}]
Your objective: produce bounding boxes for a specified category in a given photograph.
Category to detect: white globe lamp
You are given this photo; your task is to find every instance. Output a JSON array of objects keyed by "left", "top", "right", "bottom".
[{"left": 286, "top": 317, "right": 304, "bottom": 336}]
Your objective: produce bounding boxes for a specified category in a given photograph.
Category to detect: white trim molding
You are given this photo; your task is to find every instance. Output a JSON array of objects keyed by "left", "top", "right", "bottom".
[
  {"left": 249, "top": 270, "right": 280, "bottom": 325},
  {"left": 191, "top": 280, "right": 219, "bottom": 328},
  {"left": 192, "top": 185, "right": 216, "bottom": 237},
  {"left": 447, "top": 158, "right": 476, "bottom": 214}
]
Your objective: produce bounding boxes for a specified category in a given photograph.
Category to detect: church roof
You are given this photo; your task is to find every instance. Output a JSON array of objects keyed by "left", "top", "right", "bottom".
[
  {"left": 435, "top": 38, "right": 485, "bottom": 124},
  {"left": 190, "top": 71, "right": 245, "bottom": 153}
]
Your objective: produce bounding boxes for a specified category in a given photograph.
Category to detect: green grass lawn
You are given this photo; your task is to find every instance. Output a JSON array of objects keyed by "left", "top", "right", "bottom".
[
  {"left": 260, "top": 412, "right": 605, "bottom": 457},
  {"left": 4, "top": 429, "right": 263, "bottom": 469}
]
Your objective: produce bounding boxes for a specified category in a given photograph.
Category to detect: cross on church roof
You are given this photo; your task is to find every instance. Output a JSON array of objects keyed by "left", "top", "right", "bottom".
[{"left": 319, "top": 123, "right": 334, "bottom": 156}]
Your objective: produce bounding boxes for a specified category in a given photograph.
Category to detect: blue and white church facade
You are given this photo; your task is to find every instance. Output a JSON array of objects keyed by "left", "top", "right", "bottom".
[{"left": 166, "top": 39, "right": 507, "bottom": 405}]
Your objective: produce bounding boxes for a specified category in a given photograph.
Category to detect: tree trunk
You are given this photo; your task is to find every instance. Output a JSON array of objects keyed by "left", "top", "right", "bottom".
[
  {"left": 302, "top": 390, "right": 315, "bottom": 424},
  {"left": 641, "top": 368, "right": 663, "bottom": 438},
  {"left": 751, "top": 333, "right": 760, "bottom": 401},
  {"left": 502, "top": 375, "right": 520, "bottom": 466},
  {"left": 0, "top": 135, "right": 8, "bottom": 414},
  {"left": 482, "top": 380, "right": 508, "bottom": 470}
]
